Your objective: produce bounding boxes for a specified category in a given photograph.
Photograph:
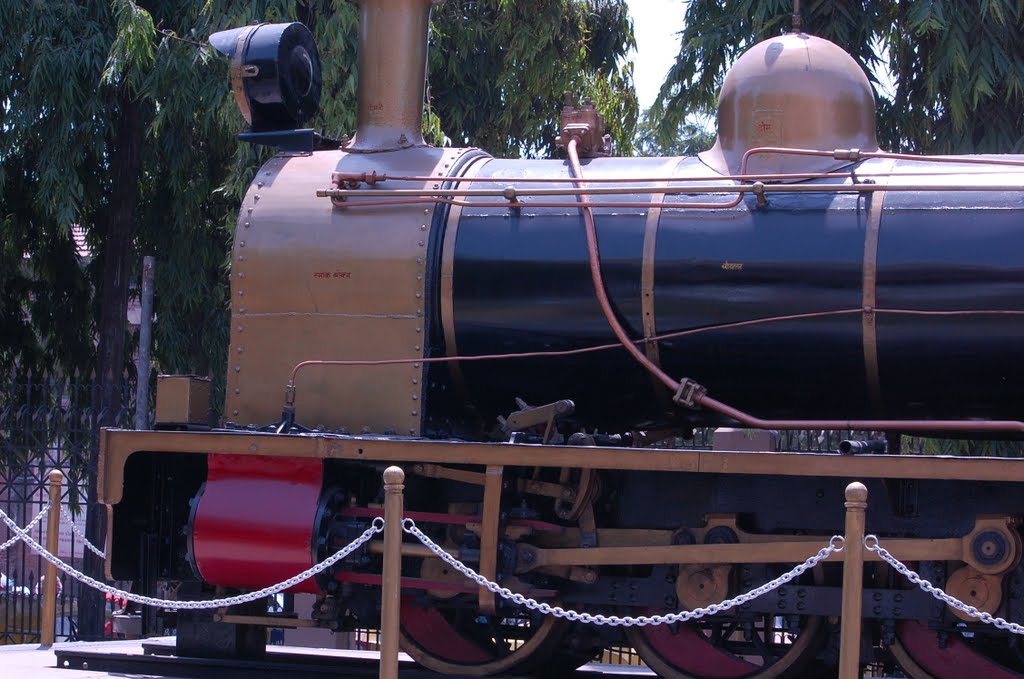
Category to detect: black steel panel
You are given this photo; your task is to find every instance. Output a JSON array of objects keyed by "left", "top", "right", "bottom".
[
  {"left": 446, "top": 155, "right": 1024, "bottom": 430},
  {"left": 653, "top": 185, "right": 867, "bottom": 418},
  {"left": 452, "top": 156, "right": 687, "bottom": 427},
  {"left": 876, "top": 159, "right": 1024, "bottom": 418}
]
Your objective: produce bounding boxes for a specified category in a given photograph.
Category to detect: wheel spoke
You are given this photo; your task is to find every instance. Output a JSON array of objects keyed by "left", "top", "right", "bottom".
[
  {"left": 748, "top": 617, "right": 772, "bottom": 663},
  {"left": 626, "top": 610, "right": 826, "bottom": 679},
  {"left": 400, "top": 595, "right": 572, "bottom": 676}
]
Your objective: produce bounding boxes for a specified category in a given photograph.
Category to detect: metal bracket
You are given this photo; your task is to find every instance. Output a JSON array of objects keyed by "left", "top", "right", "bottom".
[
  {"left": 499, "top": 397, "right": 575, "bottom": 442},
  {"left": 554, "top": 93, "right": 612, "bottom": 158},
  {"left": 672, "top": 379, "right": 707, "bottom": 410},
  {"left": 331, "top": 171, "right": 386, "bottom": 189}
]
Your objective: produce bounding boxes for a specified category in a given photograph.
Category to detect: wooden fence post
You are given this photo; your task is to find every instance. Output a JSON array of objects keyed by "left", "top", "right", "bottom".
[
  {"left": 379, "top": 466, "right": 405, "bottom": 679},
  {"left": 839, "top": 481, "right": 868, "bottom": 679},
  {"left": 40, "top": 469, "right": 64, "bottom": 647}
]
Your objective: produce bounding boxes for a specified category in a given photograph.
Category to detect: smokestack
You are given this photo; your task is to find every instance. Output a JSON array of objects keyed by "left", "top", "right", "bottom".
[{"left": 349, "top": 0, "right": 446, "bottom": 152}]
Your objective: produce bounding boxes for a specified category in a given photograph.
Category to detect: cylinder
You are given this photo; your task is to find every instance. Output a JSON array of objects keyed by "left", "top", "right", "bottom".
[
  {"left": 438, "top": 155, "right": 1024, "bottom": 430},
  {"left": 188, "top": 455, "right": 323, "bottom": 592}
]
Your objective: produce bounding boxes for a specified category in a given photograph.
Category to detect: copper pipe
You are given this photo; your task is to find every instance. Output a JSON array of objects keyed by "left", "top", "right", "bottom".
[
  {"left": 740, "top": 147, "right": 836, "bottom": 173},
  {"left": 286, "top": 307, "right": 1024, "bottom": 376},
  {"left": 284, "top": 302, "right": 1024, "bottom": 433},
  {"left": 327, "top": 197, "right": 741, "bottom": 210},
  {"left": 698, "top": 393, "right": 1024, "bottom": 433},
  {"left": 868, "top": 150, "right": 1024, "bottom": 168},
  {"left": 322, "top": 185, "right": 752, "bottom": 197},
  {"left": 333, "top": 168, "right": 1023, "bottom": 185},
  {"left": 335, "top": 171, "right": 1007, "bottom": 187},
  {"left": 566, "top": 137, "right": 683, "bottom": 395},
  {"left": 320, "top": 182, "right": 1024, "bottom": 200},
  {"left": 741, "top": 146, "right": 1024, "bottom": 173},
  {"left": 320, "top": 183, "right": 1024, "bottom": 213},
  {"left": 287, "top": 338, "right": 627, "bottom": 384},
  {"left": 287, "top": 312, "right": 845, "bottom": 389},
  {"left": 876, "top": 308, "right": 1024, "bottom": 318}
]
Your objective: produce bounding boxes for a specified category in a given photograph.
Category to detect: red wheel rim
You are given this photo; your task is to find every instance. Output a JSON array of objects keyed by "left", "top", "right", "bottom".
[
  {"left": 641, "top": 622, "right": 761, "bottom": 677},
  {"left": 894, "top": 620, "right": 1024, "bottom": 679}
]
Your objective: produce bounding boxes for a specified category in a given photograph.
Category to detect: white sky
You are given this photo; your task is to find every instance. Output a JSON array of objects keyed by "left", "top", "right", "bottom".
[{"left": 627, "top": 1, "right": 686, "bottom": 110}]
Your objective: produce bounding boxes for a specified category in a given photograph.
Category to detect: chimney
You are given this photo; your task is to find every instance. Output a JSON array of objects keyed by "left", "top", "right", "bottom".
[{"left": 348, "top": 0, "right": 446, "bottom": 152}]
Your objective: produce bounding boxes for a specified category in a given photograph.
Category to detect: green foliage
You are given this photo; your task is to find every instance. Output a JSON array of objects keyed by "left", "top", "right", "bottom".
[
  {"left": 655, "top": 0, "right": 1024, "bottom": 154},
  {"left": 429, "top": 0, "right": 638, "bottom": 156},
  {"left": 634, "top": 112, "right": 715, "bottom": 157},
  {"left": 0, "top": 1, "right": 110, "bottom": 379},
  {"left": 104, "top": 0, "right": 157, "bottom": 87}
]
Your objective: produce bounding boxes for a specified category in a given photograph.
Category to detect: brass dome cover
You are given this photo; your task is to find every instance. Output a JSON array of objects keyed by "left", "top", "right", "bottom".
[{"left": 699, "top": 32, "right": 879, "bottom": 177}]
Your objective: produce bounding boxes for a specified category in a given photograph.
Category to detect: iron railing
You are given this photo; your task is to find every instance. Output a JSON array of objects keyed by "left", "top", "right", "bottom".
[{"left": 0, "top": 379, "right": 133, "bottom": 644}]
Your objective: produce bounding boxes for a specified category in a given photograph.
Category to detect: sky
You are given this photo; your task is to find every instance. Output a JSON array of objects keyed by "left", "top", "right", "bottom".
[{"left": 627, "top": 1, "right": 686, "bottom": 110}]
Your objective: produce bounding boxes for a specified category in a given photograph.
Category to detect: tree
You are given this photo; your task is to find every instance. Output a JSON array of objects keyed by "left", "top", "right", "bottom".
[
  {"left": 429, "top": 0, "right": 638, "bottom": 156},
  {"left": 0, "top": 2, "right": 108, "bottom": 380},
  {"left": 653, "top": 0, "right": 1024, "bottom": 154},
  {"left": 633, "top": 112, "right": 714, "bottom": 157}
]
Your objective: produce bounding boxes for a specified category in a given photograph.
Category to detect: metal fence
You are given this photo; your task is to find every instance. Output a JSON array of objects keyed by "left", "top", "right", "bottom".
[{"left": 0, "top": 380, "right": 132, "bottom": 645}]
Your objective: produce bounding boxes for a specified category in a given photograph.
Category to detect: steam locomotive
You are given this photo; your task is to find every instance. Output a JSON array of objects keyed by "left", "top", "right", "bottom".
[{"left": 98, "top": 1, "right": 1024, "bottom": 677}]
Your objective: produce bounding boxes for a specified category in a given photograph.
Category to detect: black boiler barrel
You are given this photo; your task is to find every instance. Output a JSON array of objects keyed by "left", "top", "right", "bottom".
[{"left": 440, "top": 155, "right": 1024, "bottom": 430}]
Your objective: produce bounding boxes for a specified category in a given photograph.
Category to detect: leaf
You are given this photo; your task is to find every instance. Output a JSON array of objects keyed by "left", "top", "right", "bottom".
[{"left": 103, "top": 0, "right": 156, "bottom": 86}]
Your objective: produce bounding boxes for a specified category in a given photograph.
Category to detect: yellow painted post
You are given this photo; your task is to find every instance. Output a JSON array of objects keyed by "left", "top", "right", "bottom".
[
  {"left": 380, "top": 466, "right": 405, "bottom": 679},
  {"left": 40, "top": 469, "right": 64, "bottom": 647},
  {"left": 839, "top": 481, "right": 868, "bottom": 679}
]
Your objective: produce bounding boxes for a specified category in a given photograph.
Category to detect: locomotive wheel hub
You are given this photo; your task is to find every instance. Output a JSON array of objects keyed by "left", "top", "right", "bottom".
[
  {"left": 420, "top": 555, "right": 466, "bottom": 600},
  {"left": 963, "top": 518, "right": 1020, "bottom": 575},
  {"left": 676, "top": 564, "right": 732, "bottom": 610},
  {"left": 944, "top": 565, "right": 1002, "bottom": 622}
]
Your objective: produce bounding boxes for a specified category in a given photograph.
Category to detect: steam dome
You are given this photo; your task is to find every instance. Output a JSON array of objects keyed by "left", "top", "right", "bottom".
[{"left": 699, "top": 32, "right": 879, "bottom": 176}]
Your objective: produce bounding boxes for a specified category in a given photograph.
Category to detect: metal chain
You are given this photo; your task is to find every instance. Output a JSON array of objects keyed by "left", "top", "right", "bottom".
[
  {"left": 1, "top": 503, "right": 50, "bottom": 552},
  {"left": 0, "top": 506, "right": 382, "bottom": 610},
  {"left": 866, "top": 534, "right": 1024, "bottom": 635},
  {"left": 402, "top": 518, "right": 844, "bottom": 627},
  {"left": 59, "top": 506, "right": 106, "bottom": 558}
]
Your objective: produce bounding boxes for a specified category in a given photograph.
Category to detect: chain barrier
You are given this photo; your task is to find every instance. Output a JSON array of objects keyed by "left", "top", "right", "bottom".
[
  {"left": 402, "top": 518, "right": 844, "bottom": 627},
  {"left": 865, "top": 534, "right": 1024, "bottom": 635},
  {"left": 1, "top": 503, "right": 50, "bottom": 552},
  {"left": 0, "top": 506, "right": 383, "bottom": 610},
  {"left": 59, "top": 506, "right": 106, "bottom": 558}
]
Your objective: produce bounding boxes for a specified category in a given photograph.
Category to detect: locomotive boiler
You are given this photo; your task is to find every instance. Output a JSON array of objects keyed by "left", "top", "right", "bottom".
[{"left": 99, "top": 1, "right": 1024, "bottom": 677}]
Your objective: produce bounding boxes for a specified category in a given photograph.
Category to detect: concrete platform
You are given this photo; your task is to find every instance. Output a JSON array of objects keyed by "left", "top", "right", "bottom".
[
  {"left": 2, "top": 638, "right": 429, "bottom": 679},
  {"left": 0, "top": 639, "right": 177, "bottom": 679},
  {"left": 0, "top": 638, "right": 657, "bottom": 678}
]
